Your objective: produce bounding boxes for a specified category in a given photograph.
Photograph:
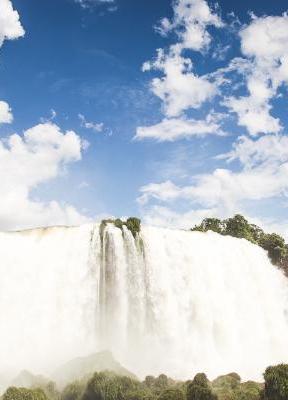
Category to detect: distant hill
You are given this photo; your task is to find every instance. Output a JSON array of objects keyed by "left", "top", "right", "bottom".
[
  {"left": 53, "top": 351, "right": 137, "bottom": 387},
  {"left": 11, "top": 370, "right": 49, "bottom": 388}
]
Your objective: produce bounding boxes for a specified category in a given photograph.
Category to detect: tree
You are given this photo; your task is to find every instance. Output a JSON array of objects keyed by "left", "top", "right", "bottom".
[
  {"left": 263, "top": 364, "right": 288, "bottom": 400},
  {"left": 224, "top": 215, "right": 255, "bottom": 242},
  {"left": 82, "top": 372, "right": 141, "bottom": 400},
  {"left": 187, "top": 374, "right": 217, "bottom": 400},
  {"left": 126, "top": 218, "right": 141, "bottom": 238},
  {"left": 259, "top": 233, "right": 286, "bottom": 265},
  {"left": 144, "top": 376, "right": 155, "bottom": 388},
  {"left": 158, "top": 388, "right": 184, "bottom": 400},
  {"left": 191, "top": 218, "right": 224, "bottom": 234},
  {"left": 3, "top": 387, "right": 47, "bottom": 400},
  {"left": 61, "top": 381, "right": 84, "bottom": 400},
  {"left": 154, "top": 374, "right": 168, "bottom": 389}
]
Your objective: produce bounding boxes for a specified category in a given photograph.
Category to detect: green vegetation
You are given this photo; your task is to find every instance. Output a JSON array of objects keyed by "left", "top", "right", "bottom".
[
  {"left": 100, "top": 217, "right": 141, "bottom": 240},
  {"left": 2, "top": 364, "right": 288, "bottom": 400},
  {"left": 2, "top": 387, "right": 47, "bottom": 400},
  {"left": 263, "top": 364, "right": 288, "bottom": 400},
  {"left": 191, "top": 214, "right": 288, "bottom": 275},
  {"left": 187, "top": 373, "right": 217, "bottom": 400}
]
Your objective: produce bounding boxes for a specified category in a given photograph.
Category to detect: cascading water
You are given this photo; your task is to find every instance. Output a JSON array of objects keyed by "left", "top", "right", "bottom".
[{"left": 0, "top": 223, "right": 288, "bottom": 387}]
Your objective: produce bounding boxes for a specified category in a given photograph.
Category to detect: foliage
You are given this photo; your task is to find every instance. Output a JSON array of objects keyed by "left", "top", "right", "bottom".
[
  {"left": 187, "top": 373, "right": 217, "bottom": 400},
  {"left": 212, "top": 374, "right": 262, "bottom": 400},
  {"left": 81, "top": 372, "right": 141, "bottom": 400},
  {"left": 191, "top": 214, "right": 288, "bottom": 273},
  {"left": 126, "top": 218, "right": 141, "bottom": 238},
  {"left": 61, "top": 381, "right": 85, "bottom": 400},
  {"left": 158, "top": 388, "right": 184, "bottom": 400},
  {"left": 2, "top": 387, "right": 48, "bottom": 400},
  {"left": 4, "top": 366, "right": 288, "bottom": 400},
  {"left": 100, "top": 218, "right": 141, "bottom": 240},
  {"left": 259, "top": 233, "right": 286, "bottom": 265},
  {"left": 191, "top": 218, "right": 224, "bottom": 234},
  {"left": 263, "top": 364, "right": 288, "bottom": 400},
  {"left": 224, "top": 215, "right": 256, "bottom": 242}
]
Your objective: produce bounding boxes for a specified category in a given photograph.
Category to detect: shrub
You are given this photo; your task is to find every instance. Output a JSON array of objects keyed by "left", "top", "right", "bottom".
[
  {"left": 158, "top": 388, "right": 184, "bottom": 400},
  {"left": 191, "top": 218, "right": 224, "bottom": 234},
  {"left": 3, "top": 387, "right": 47, "bottom": 400},
  {"left": 263, "top": 364, "right": 288, "bottom": 400},
  {"left": 187, "top": 373, "right": 217, "bottom": 400},
  {"left": 126, "top": 218, "right": 141, "bottom": 238},
  {"left": 61, "top": 381, "right": 85, "bottom": 400}
]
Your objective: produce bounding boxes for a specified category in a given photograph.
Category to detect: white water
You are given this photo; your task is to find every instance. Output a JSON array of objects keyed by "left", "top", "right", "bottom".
[{"left": 0, "top": 223, "right": 288, "bottom": 385}]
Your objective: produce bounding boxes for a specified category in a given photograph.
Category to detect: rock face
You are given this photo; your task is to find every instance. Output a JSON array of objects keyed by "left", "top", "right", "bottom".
[{"left": 53, "top": 351, "right": 136, "bottom": 387}]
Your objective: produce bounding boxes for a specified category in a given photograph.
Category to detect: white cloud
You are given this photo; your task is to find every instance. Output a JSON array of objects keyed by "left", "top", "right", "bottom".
[
  {"left": 0, "top": 1, "right": 24, "bottom": 126},
  {"left": 144, "top": 50, "right": 217, "bottom": 117},
  {"left": 75, "top": 0, "right": 116, "bottom": 10},
  {"left": 0, "top": 101, "right": 13, "bottom": 124},
  {"left": 220, "top": 134, "right": 288, "bottom": 168},
  {"left": 141, "top": 205, "right": 218, "bottom": 230},
  {"left": 224, "top": 96, "right": 281, "bottom": 136},
  {"left": 135, "top": 113, "right": 225, "bottom": 141},
  {"left": 157, "top": 0, "right": 223, "bottom": 53},
  {"left": 78, "top": 113, "right": 104, "bottom": 133},
  {"left": 138, "top": 134, "right": 288, "bottom": 231},
  {"left": 0, "top": 123, "right": 90, "bottom": 230},
  {"left": 142, "top": 0, "right": 223, "bottom": 120},
  {"left": 225, "top": 14, "right": 288, "bottom": 135},
  {"left": 0, "top": 0, "right": 24, "bottom": 47}
]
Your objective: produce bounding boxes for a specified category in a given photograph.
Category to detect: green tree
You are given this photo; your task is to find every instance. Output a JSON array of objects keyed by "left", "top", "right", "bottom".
[
  {"left": 82, "top": 372, "right": 141, "bottom": 400},
  {"left": 224, "top": 215, "right": 255, "bottom": 242},
  {"left": 187, "top": 374, "right": 217, "bottom": 400},
  {"left": 259, "top": 234, "right": 286, "bottom": 265},
  {"left": 144, "top": 376, "right": 155, "bottom": 388},
  {"left": 158, "top": 388, "right": 184, "bottom": 400},
  {"left": 263, "top": 364, "right": 288, "bottom": 400},
  {"left": 3, "top": 387, "right": 47, "bottom": 400},
  {"left": 154, "top": 374, "right": 168, "bottom": 390},
  {"left": 61, "top": 381, "right": 84, "bottom": 400},
  {"left": 126, "top": 218, "right": 141, "bottom": 238},
  {"left": 191, "top": 218, "right": 224, "bottom": 234}
]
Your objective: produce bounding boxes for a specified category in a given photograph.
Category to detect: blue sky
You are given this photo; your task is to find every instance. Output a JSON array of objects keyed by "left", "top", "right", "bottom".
[{"left": 1, "top": 0, "right": 288, "bottom": 237}]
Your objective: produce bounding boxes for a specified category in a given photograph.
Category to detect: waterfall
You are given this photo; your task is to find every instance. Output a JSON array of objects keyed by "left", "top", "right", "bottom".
[{"left": 0, "top": 223, "right": 288, "bottom": 385}]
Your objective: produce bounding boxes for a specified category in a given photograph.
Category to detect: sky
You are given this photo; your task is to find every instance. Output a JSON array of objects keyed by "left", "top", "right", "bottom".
[{"left": 1, "top": 0, "right": 288, "bottom": 238}]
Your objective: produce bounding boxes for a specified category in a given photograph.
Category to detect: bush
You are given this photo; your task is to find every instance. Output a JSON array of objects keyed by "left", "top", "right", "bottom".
[
  {"left": 126, "top": 218, "right": 141, "bottom": 238},
  {"left": 259, "top": 234, "right": 286, "bottom": 265},
  {"left": 100, "top": 218, "right": 141, "bottom": 240},
  {"left": 82, "top": 372, "right": 142, "bottom": 400},
  {"left": 190, "top": 214, "right": 288, "bottom": 274},
  {"left": 61, "top": 381, "right": 85, "bottom": 400},
  {"left": 158, "top": 388, "right": 184, "bottom": 400},
  {"left": 3, "top": 387, "right": 47, "bottom": 400},
  {"left": 263, "top": 364, "right": 288, "bottom": 400},
  {"left": 187, "top": 373, "right": 217, "bottom": 400},
  {"left": 191, "top": 218, "right": 224, "bottom": 234}
]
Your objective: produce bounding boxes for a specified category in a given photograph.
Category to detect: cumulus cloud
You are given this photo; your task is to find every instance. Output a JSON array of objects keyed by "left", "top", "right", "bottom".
[
  {"left": 135, "top": 113, "right": 225, "bottom": 141},
  {"left": 225, "top": 14, "right": 288, "bottom": 135},
  {"left": 0, "top": 123, "right": 90, "bottom": 230},
  {"left": 141, "top": 205, "right": 219, "bottom": 231},
  {"left": 139, "top": 0, "right": 224, "bottom": 142},
  {"left": 144, "top": 50, "right": 217, "bottom": 117},
  {"left": 138, "top": 134, "right": 288, "bottom": 233},
  {"left": 0, "top": 101, "right": 13, "bottom": 124},
  {"left": 0, "top": 0, "right": 24, "bottom": 125},
  {"left": 0, "top": 0, "right": 24, "bottom": 47},
  {"left": 157, "top": 0, "right": 223, "bottom": 53}
]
